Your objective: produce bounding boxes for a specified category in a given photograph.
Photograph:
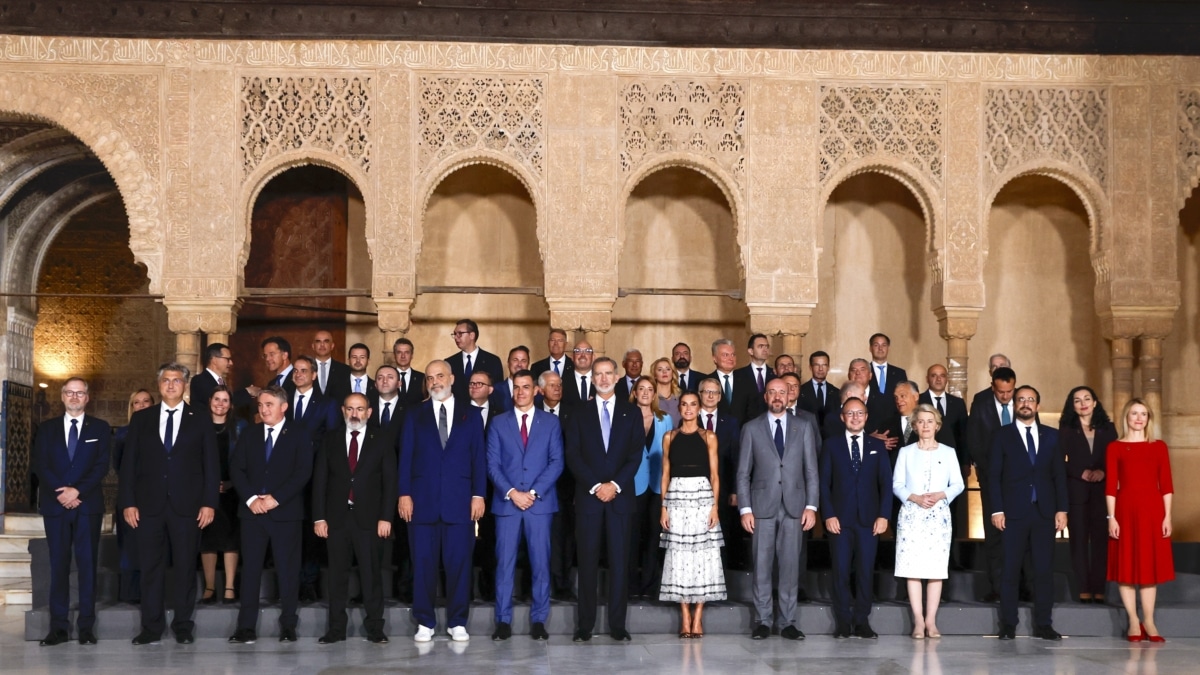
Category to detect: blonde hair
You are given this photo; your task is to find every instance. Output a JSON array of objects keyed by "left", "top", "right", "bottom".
[
  {"left": 910, "top": 403, "right": 943, "bottom": 434},
  {"left": 650, "top": 357, "right": 681, "bottom": 399},
  {"left": 127, "top": 389, "right": 154, "bottom": 423},
  {"left": 1119, "top": 397, "right": 1157, "bottom": 442}
]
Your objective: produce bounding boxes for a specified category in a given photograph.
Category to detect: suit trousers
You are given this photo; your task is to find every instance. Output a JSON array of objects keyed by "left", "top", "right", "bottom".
[
  {"left": 828, "top": 522, "right": 878, "bottom": 625},
  {"left": 751, "top": 510, "right": 804, "bottom": 629},
  {"left": 575, "top": 503, "right": 632, "bottom": 633},
  {"left": 44, "top": 510, "right": 103, "bottom": 632},
  {"left": 1001, "top": 513, "right": 1056, "bottom": 628},
  {"left": 628, "top": 491, "right": 663, "bottom": 596},
  {"left": 391, "top": 517, "right": 414, "bottom": 598},
  {"left": 1068, "top": 484, "right": 1108, "bottom": 596},
  {"left": 238, "top": 517, "right": 302, "bottom": 632},
  {"left": 494, "top": 511, "right": 553, "bottom": 624},
  {"left": 550, "top": 487, "right": 576, "bottom": 593},
  {"left": 976, "top": 468, "right": 1004, "bottom": 592},
  {"left": 410, "top": 521, "right": 475, "bottom": 629},
  {"left": 326, "top": 519, "right": 385, "bottom": 636},
  {"left": 137, "top": 512, "right": 201, "bottom": 636}
]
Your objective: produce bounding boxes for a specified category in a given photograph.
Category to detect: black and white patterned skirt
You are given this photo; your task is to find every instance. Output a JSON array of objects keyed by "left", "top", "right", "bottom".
[{"left": 658, "top": 476, "right": 727, "bottom": 603}]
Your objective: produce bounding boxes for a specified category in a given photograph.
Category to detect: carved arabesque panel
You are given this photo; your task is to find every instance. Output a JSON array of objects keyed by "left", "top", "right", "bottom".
[
  {"left": 416, "top": 75, "right": 544, "bottom": 176},
  {"left": 619, "top": 80, "right": 746, "bottom": 188},
  {"left": 984, "top": 87, "right": 1108, "bottom": 189},
  {"left": 1177, "top": 88, "right": 1200, "bottom": 206},
  {"left": 818, "top": 84, "right": 944, "bottom": 186},
  {"left": 240, "top": 75, "right": 372, "bottom": 176}
]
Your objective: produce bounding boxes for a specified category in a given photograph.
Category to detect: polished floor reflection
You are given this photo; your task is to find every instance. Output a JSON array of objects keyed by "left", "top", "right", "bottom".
[{"left": 4, "top": 606, "right": 1195, "bottom": 674}]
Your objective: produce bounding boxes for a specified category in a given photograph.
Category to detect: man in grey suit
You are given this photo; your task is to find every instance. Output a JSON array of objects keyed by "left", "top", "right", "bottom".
[{"left": 736, "top": 378, "right": 821, "bottom": 640}]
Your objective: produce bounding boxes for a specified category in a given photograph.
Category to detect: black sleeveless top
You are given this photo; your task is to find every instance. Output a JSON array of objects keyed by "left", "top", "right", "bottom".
[{"left": 669, "top": 429, "right": 709, "bottom": 478}]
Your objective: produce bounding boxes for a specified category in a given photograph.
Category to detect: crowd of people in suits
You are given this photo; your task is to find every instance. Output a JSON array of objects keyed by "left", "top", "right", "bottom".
[{"left": 31, "top": 322, "right": 1176, "bottom": 647}]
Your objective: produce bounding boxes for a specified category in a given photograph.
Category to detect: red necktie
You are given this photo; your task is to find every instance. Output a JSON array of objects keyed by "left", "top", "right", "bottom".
[
  {"left": 348, "top": 430, "right": 359, "bottom": 502},
  {"left": 520, "top": 413, "right": 529, "bottom": 448},
  {"left": 706, "top": 413, "right": 714, "bottom": 431}
]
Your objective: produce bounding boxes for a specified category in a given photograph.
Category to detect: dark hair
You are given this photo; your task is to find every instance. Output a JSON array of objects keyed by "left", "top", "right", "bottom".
[
  {"left": 991, "top": 366, "right": 1016, "bottom": 384},
  {"left": 208, "top": 384, "right": 232, "bottom": 402},
  {"left": 1015, "top": 384, "right": 1040, "bottom": 404},
  {"left": 747, "top": 333, "right": 768, "bottom": 349},
  {"left": 1060, "top": 385, "right": 1111, "bottom": 431},
  {"left": 292, "top": 354, "right": 316, "bottom": 370},
  {"left": 869, "top": 333, "right": 890, "bottom": 346},
  {"left": 672, "top": 342, "right": 690, "bottom": 352},
  {"left": 809, "top": 350, "right": 830, "bottom": 364},
  {"left": 392, "top": 337, "right": 414, "bottom": 351},
  {"left": 375, "top": 364, "right": 399, "bottom": 379},
  {"left": 470, "top": 370, "right": 494, "bottom": 385},
  {"left": 780, "top": 372, "right": 802, "bottom": 385},
  {"left": 512, "top": 369, "right": 536, "bottom": 386},
  {"left": 455, "top": 319, "right": 480, "bottom": 338},
  {"left": 261, "top": 336, "right": 291, "bottom": 357},
  {"left": 348, "top": 342, "right": 371, "bottom": 358},
  {"left": 841, "top": 396, "right": 867, "bottom": 412},
  {"left": 204, "top": 342, "right": 229, "bottom": 366},
  {"left": 509, "top": 345, "right": 530, "bottom": 360}
]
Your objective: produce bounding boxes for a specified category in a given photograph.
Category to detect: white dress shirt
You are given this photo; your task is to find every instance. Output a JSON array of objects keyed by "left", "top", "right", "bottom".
[
  {"left": 63, "top": 412, "right": 85, "bottom": 443},
  {"left": 589, "top": 394, "right": 622, "bottom": 495},
  {"left": 436, "top": 396, "right": 456, "bottom": 438},
  {"left": 246, "top": 419, "right": 285, "bottom": 505},
  {"left": 159, "top": 402, "right": 184, "bottom": 446}
]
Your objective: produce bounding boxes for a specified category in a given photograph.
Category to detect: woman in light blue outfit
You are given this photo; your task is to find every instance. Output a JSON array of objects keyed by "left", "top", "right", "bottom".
[
  {"left": 629, "top": 376, "right": 675, "bottom": 598},
  {"left": 893, "top": 403, "right": 965, "bottom": 639}
]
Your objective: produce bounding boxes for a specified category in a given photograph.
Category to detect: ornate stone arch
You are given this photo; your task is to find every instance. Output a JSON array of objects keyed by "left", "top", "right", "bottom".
[
  {"left": 617, "top": 152, "right": 746, "bottom": 279},
  {"left": 0, "top": 127, "right": 93, "bottom": 211}
]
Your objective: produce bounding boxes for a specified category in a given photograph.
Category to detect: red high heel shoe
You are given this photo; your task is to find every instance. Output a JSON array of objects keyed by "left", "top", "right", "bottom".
[
  {"left": 1143, "top": 623, "right": 1166, "bottom": 643},
  {"left": 1127, "top": 624, "right": 1143, "bottom": 643}
]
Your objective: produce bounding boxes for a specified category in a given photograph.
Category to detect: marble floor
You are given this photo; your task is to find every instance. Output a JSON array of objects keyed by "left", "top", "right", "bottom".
[{"left": 3, "top": 606, "right": 1195, "bottom": 674}]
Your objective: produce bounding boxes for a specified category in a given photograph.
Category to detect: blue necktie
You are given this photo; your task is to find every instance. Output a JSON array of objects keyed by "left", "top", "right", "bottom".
[
  {"left": 265, "top": 427, "right": 275, "bottom": 463},
  {"left": 1026, "top": 425, "right": 1037, "bottom": 502},
  {"left": 67, "top": 419, "right": 79, "bottom": 462},
  {"left": 464, "top": 354, "right": 473, "bottom": 378},
  {"left": 723, "top": 374, "right": 732, "bottom": 405},
  {"left": 877, "top": 365, "right": 886, "bottom": 393},
  {"left": 580, "top": 375, "right": 588, "bottom": 400},
  {"left": 273, "top": 374, "right": 283, "bottom": 387},
  {"left": 850, "top": 434, "right": 861, "bottom": 473},
  {"left": 354, "top": 377, "right": 362, "bottom": 394},
  {"left": 295, "top": 394, "right": 305, "bottom": 420},
  {"left": 601, "top": 400, "right": 611, "bottom": 451},
  {"left": 774, "top": 419, "right": 785, "bottom": 458},
  {"left": 1001, "top": 403, "right": 1012, "bottom": 426},
  {"left": 382, "top": 402, "right": 391, "bottom": 427},
  {"left": 163, "top": 409, "right": 176, "bottom": 454},
  {"left": 552, "top": 359, "right": 561, "bottom": 375}
]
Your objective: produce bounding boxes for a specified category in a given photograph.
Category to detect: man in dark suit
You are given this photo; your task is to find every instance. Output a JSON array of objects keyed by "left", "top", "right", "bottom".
[
  {"left": 564, "top": 356, "right": 644, "bottom": 642},
  {"left": 779, "top": 372, "right": 812, "bottom": 600},
  {"left": 820, "top": 397, "right": 893, "bottom": 639},
  {"left": 885, "top": 381, "right": 921, "bottom": 457},
  {"left": 970, "top": 353, "right": 1012, "bottom": 414},
  {"left": 709, "top": 339, "right": 740, "bottom": 420},
  {"left": 799, "top": 350, "right": 840, "bottom": 436},
  {"left": 562, "top": 339, "right": 595, "bottom": 405},
  {"left": 492, "top": 345, "right": 531, "bottom": 413},
  {"left": 262, "top": 336, "right": 296, "bottom": 394},
  {"left": 731, "top": 333, "right": 774, "bottom": 423},
  {"left": 398, "top": 360, "right": 488, "bottom": 643},
  {"left": 967, "top": 366, "right": 1017, "bottom": 602},
  {"left": 313, "top": 393, "right": 396, "bottom": 644},
  {"left": 368, "top": 365, "right": 412, "bottom": 602},
  {"left": 538, "top": 370, "right": 577, "bottom": 600},
  {"left": 327, "top": 343, "right": 377, "bottom": 405},
  {"left": 190, "top": 342, "right": 256, "bottom": 409},
  {"left": 697, "top": 377, "right": 744, "bottom": 570},
  {"left": 614, "top": 348, "right": 644, "bottom": 400},
  {"left": 530, "top": 328, "right": 573, "bottom": 381},
  {"left": 392, "top": 337, "right": 425, "bottom": 407},
  {"left": 487, "top": 370, "right": 564, "bottom": 641},
  {"left": 989, "top": 385, "right": 1068, "bottom": 641},
  {"left": 119, "top": 363, "right": 219, "bottom": 645},
  {"left": 468, "top": 369, "right": 501, "bottom": 600},
  {"left": 846, "top": 358, "right": 898, "bottom": 446},
  {"left": 311, "top": 330, "right": 352, "bottom": 398},
  {"left": 446, "top": 318, "right": 505, "bottom": 400},
  {"left": 34, "top": 377, "right": 111, "bottom": 646},
  {"left": 672, "top": 342, "right": 703, "bottom": 393},
  {"left": 867, "top": 333, "right": 908, "bottom": 406},
  {"left": 287, "top": 355, "right": 339, "bottom": 603},
  {"left": 921, "top": 363, "right": 970, "bottom": 568},
  {"left": 823, "top": 382, "right": 866, "bottom": 440},
  {"left": 228, "top": 386, "right": 314, "bottom": 644}
]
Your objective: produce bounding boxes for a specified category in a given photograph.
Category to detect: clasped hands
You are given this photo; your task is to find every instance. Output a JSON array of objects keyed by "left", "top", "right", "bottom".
[
  {"left": 396, "top": 495, "right": 485, "bottom": 522},
  {"left": 55, "top": 486, "right": 81, "bottom": 510},
  {"left": 248, "top": 494, "right": 279, "bottom": 515}
]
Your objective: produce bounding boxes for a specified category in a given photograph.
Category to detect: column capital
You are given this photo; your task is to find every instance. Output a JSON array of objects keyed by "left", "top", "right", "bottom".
[
  {"left": 546, "top": 298, "right": 614, "bottom": 333},
  {"left": 933, "top": 307, "right": 979, "bottom": 340},
  {"left": 1097, "top": 305, "right": 1175, "bottom": 341},
  {"left": 163, "top": 297, "right": 242, "bottom": 335},
  {"left": 745, "top": 304, "right": 813, "bottom": 337},
  {"left": 373, "top": 297, "right": 415, "bottom": 333}
]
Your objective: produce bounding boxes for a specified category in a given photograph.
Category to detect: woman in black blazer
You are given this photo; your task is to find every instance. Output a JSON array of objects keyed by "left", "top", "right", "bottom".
[{"left": 1059, "top": 386, "right": 1117, "bottom": 604}]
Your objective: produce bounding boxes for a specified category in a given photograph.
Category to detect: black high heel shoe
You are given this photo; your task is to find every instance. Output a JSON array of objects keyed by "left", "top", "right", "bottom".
[
  {"left": 200, "top": 587, "right": 216, "bottom": 605},
  {"left": 222, "top": 587, "right": 237, "bottom": 605}
]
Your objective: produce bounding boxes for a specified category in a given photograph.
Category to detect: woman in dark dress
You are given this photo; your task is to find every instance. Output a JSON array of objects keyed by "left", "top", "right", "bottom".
[
  {"left": 1059, "top": 386, "right": 1117, "bottom": 604},
  {"left": 113, "top": 389, "right": 154, "bottom": 604},
  {"left": 199, "top": 386, "right": 246, "bottom": 604}
]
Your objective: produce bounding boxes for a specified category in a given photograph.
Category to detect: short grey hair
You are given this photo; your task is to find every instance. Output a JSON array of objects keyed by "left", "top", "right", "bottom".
[
  {"left": 711, "top": 338, "right": 734, "bottom": 355},
  {"left": 258, "top": 384, "right": 288, "bottom": 405},
  {"left": 157, "top": 362, "right": 191, "bottom": 383}
]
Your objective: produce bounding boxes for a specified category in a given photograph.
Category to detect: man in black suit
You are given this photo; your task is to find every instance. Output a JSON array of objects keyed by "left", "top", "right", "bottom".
[
  {"left": 531, "top": 328, "right": 573, "bottom": 381},
  {"left": 119, "top": 363, "right": 219, "bottom": 645},
  {"left": 799, "top": 350, "right": 839, "bottom": 436},
  {"left": 539, "top": 371, "right": 577, "bottom": 600},
  {"left": 228, "top": 386, "right": 315, "bottom": 644},
  {"left": 327, "top": 343, "right": 376, "bottom": 404},
  {"left": 562, "top": 339, "right": 595, "bottom": 405},
  {"left": 564, "top": 357, "right": 644, "bottom": 642},
  {"left": 823, "top": 382, "right": 866, "bottom": 440},
  {"left": 369, "top": 365, "right": 412, "bottom": 602},
  {"left": 447, "top": 318, "right": 505, "bottom": 399},
  {"left": 867, "top": 333, "right": 908, "bottom": 406},
  {"left": 970, "top": 353, "right": 1011, "bottom": 414},
  {"left": 697, "top": 377, "right": 745, "bottom": 570},
  {"left": 392, "top": 337, "right": 425, "bottom": 407},
  {"left": 781, "top": 372, "right": 803, "bottom": 416},
  {"left": 990, "top": 385, "right": 1068, "bottom": 641},
  {"left": 920, "top": 363, "right": 969, "bottom": 569},
  {"left": 190, "top": 342, "right": 257, "bottom": 409},
  {"left": 288, "top": 356, "right": 339, "bottom": 603},
  {"left": 614, "top": 348, "right": 643, "bottom": 401},
  {"left": 709, "top": 338, "right": 749, "bottom": 423},
  {"left": 967, "top": 366, "right": 1017, "bottom": 602},
  {"left": 262, "top": 336, "right": 296, "bottom": 393},
  {"left": 313, "top": 393, "right": 396, "bottom": 644},
  {"left": 672, "top": 342, "right": 703, "bottom": 393},
  {"left": 731, "top": 333, "right": 774, "bottom": 423},
  {"left": 312, "top": 330, "right": 352, "bottom": 399},
  {"left": 886, "top": 381, "right": 921, "bottom": 455},
  {"left": 846, "top": 358, "right": 897, "bottom": 445}
]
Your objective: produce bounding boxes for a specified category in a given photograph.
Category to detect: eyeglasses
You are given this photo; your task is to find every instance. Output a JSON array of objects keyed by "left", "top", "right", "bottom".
[
  {"left": 1015, "top": 397, "right": 1038, "bottom": 404},
  {"left": 450, "top": 331, "right": 473, "bottom": 337},
  {"left": 159, "top": 378, "right": 186, "bottom": 386},
  {"left": 573, "top": 348, "right": 594, "bottom": 354},
  {"left": 63, "top": 391, "right": 88, "bottom": 398},
  {"left": 468, "top": 382, "right": 490, "bottom": 388},
  {"left": 212, "top": 355, "right": 232, "bottom": 361},
  {"left": 843, "top": 410, "right": 868, "bottom": 418},
  {"left": 699, "top": 390, "right": 721, "bottom": 396}
]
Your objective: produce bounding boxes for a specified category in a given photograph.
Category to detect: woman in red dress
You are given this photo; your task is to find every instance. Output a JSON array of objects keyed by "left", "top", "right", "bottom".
[{"left": 1106, "top": 398, "right": 1174, "bottom": 642}]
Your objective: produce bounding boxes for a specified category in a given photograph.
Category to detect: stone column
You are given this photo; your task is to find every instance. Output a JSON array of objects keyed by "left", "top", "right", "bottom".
[
  {"left": 934, "top": 309, "right": 979, "bottom": 399},
  {"left": 1110, "top": 337, "right": 1134, "bottom": 421},
  {"left": 747, "top": 307, "right": 812, "bottom": 375},
  {"left": 1139, "top": 336, "right": 1164, "bottom": 423},
  {"left": 781, "top": 333, "right": 804, "bottom": 367},
  {"left": 174, "top": 331, "right": 202, "bottom": 378},
  {"left": 547, "top": 300, "right": 614, "bottom": 357},
  {"left": 164, "top": 298, "right": 241, "bottom": 383},
  {"left": 374, "top": 297, "right": 415, "bottom": 367},
  {"left": 206, "top": 332, "right": 229, "bottom": 345}
]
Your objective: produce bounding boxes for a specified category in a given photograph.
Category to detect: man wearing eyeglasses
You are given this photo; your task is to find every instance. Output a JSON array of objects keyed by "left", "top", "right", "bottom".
[
  {"left": 190, "top": 342, "right": 257, "bottom": 408},
  {"left": 562, "top": 340, "right": 596, "bottom": 405},
  {"left": 446, "top": 318, "right": 505, "bottom": 399},
  {"left": 696, "top": 378, "right": 745, "bottom": 570}
]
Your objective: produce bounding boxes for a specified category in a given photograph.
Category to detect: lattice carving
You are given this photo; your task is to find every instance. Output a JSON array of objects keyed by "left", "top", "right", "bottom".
[
  {"left": 1178, "top": 88, "right": 1200, "bottom": 206},
  {"left": 619, "top": 80, "right": 746, "bottom": 187},
  {"left": 818, "top": 85, "right": 943, "bottom": 186},
  {"left": 3, "top": 381, "right": 33, "bottom": 510},
  {"left": 416, "top": 75, "right": 544, "bottom": 176},
  {"left": 240, "top": 75, "right": 372, "bottom": 176},
  {"left": 984, "top": 87, "right": 1108, "bottom": 189}
]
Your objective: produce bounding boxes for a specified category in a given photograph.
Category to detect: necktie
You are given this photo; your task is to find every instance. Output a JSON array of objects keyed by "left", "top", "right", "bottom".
[
  {"left": 399, "top": 372, "right": 407, "bottom": 395},
  {"left": 1025, "top": 425, "right": 1037, "bottom": 501},
  {"left": 774, "top": 418, "right": 785, "bottom": 458},
  {"left": 756, "top": 367, "right": 765, "bottom": 393},
  {"left": 601, "top": 399, "right": 611, "bottom": 451},
  {"left": 67, "top": 419, "right": 79, "bottom": 462},
  {"left": 679, "top": 373, "right": 686, "bottom": 390},
  {"left": 787, "top": 406, "right": 795, "bottom": 416},
  {"left": 464, "top": 354, "right": 474, "bottom": 378},
  {"left": 264, "top": 426, "right": 275, "bottom": 462},
  {"left": 850, "top": 434, "right": 861, "bottom": 473},
  {"left": 164, "top": 409, "right": 176, "bottom": 454},
  {"left": 520, "top": 413, "right": 529, "bottom": 448},
  {"left": 1001, "top": 403, "right": 1012, "bottom": 425},
  {"left": 217, "top": 376, "right": 225, "bottom": 386},
  {"left": 552, "top": 359, "right": 560, "bottom": 375},
  {"left": 319, "top": 361, "right": 327, "bottom": 391},
  {"left": 579, "top": 375, "right": 588, "bottom": 400},
  {"left": 348, "top": 430, "right": 359, "bottom": 501},
  {"left": 273, "top": 374, "right": 283, "bottom": 387},
  {"left": 438, "top": 403, "right": 449, "bottom": 448},
  {"left": 381, "top": 402, "right": 391, "bottom": 427},
  {"left": 705, "top": 413, "right": 714, "bottom": 432},
  {"left": 877, "top": 365, "right": 886, "bottom": 393},
  {"left": 548, "top": 406, "right": 557, "bottom": 416},
  {"left": 936, "top": 395, "right": 945, "bottom": 416},
  {"left": 818, "top": 381, "right": 824, "bottom": 406},
  {"left": 354, "top": 377, "right": 362, "bottom": 394},
  {"left": 723, "top": 374, "right": 732, "bottom": 405},
  {"left": 295, "top": 393, "right": 305, "bottom": 420}
]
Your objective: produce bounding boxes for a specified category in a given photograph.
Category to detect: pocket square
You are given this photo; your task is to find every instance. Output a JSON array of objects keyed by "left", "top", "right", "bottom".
[
  {"left": 869, "top": 451, "right": 877, "bottom": 455},
  {"left": 84, "top": 438, "right": 99, "bottom": 443}
]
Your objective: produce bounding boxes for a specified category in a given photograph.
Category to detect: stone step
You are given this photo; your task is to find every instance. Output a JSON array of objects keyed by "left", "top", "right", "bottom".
[
  {"left": 0, "top": 534, "right": 33, "bottom": 555},
  {"left": 0, "top": 553, "right": 32, "bottom": 578},
  {"left": 1, "top": 578, "right": 33, "bottom": 605},
  {"left": 0, "top": 513, "right": 44, "bottom": 536}
]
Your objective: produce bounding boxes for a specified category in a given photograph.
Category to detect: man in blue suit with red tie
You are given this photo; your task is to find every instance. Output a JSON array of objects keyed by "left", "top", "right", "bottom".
[
  {"left": 398, "top": 359, "right": 488, "bottom": 643},
  {"left": 34, "top": 377, "right": 111, "bottom": 646},
  {"left": 989, "top": 385, "right": 1068, "bottom": 641},
  {"left": 487, "top": 369, "right": 564, "bottom": 641}
]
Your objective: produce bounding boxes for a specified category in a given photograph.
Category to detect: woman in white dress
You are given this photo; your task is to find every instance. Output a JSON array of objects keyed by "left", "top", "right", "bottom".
[{"left": 893, "top": 403, "right": 965, "bottom": 638}]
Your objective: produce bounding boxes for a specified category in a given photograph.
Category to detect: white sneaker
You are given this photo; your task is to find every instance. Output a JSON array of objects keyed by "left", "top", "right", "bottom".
[
  {"left": 414, "top": 625, "right": 435, "bottom": 643},
  {"left": 449, "top": 626, "right": 470, "bottom": 642}
]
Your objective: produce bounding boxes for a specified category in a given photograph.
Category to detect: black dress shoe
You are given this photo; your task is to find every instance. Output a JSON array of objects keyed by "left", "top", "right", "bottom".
[
  {"left": 280, "top": 628, "right": 298, "bottom": 642},
  {"left": 222, "top": 589, "right": 238, "bottom": 605},
  {"left": 78, "top": 629, "right": 97, "bottom": 645},
  {"left": 175, "top": 629, "right": 195, "bottom": 645},
  {"left": 796, "top": 588, "right": 811, "bottom": 604},
  {"left": 492, "top": 622, "right": 512, "bottom": 641},
  {"left": 318, "top": 632, "right": 346, "bottom": 644},
  {"left": 833, "top": 623, "right": 852, "bottom": 639},
  {"left": 348, "top": 594, "right": 364, "bottom": 606},
  {"left": 531, "top": 623, "right": 549, "bottom": 641},
  {"left": 39, "top": 629, "right": 69, "bottom": 646},
  {"left": 298, "top": 586, "right": 318, "bottom": 604},
  {"left": 610, "top": 629, "right": 632, "bottom": 641},
  {"left": 572, "top": 629, "right": 592, "bottom": 642},
  {"left": 751, "top": 624, "right": 771, "bottom": 640},
  {"left": 982, "top": 592, "right": 1001, "bottom": 603},
  {"left": 552, "top": 589, "right": 577, "bottom": 602},
  {"left": 1019, "top": 589, "right": 1033, "bottom": 603},
  {"left": 131, "top": 630, "right": 161, "bottom": 645},
  {"left": 780, "top": 625, "right": 805, "bottom": 640},
  {"left": 997, "top": 625, "right": 1016, "bottom": 640},
  {"left": 228, "top": 628, "right": 257, "bottom": 644},
  {"left": 1034, "top": 625, "right": 1062, "bottom": 641},
  {"left": 366, "top": 631, "right": 389, "bottom": 644},
  {"left": 854, "top": 622, "right": 878, "bottom": 639}
]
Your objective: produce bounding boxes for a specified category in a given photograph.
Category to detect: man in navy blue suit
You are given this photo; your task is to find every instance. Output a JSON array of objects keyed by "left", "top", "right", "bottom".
[
  {"left": 286, "top": 355, "right": 339, "bottom": 604},
  {"left": 34, "top": 377, "right": 111, "bottom": 646},
  {"left": 696, "top": 377, "right": 744, "bottom": 570},
  {"left": 398, "top": 360, "right": 488, "bottom": 643},
  {"left": 119, "top": 363, "right": 219, "bottom": 645},
  {"left": 989, "top": 385, "right": 1068, "bottom": 641},
  {"left": 228, "top": 386, "right": 315, "bottom": 644},
  {"left": 446, "top": 318, "right": 505, "bottom": 400},
  {"left": 820, "top": 396, "right": 893, "bottom": 639},
  {"left": 491, "top": 345, "right": 530, "bottom": 413},
  {"left": 487, "top": 369, "right": 564, "bottom": 641},
  {"left": 565, "top": 356, "right": 644, "bottom": 642}
]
